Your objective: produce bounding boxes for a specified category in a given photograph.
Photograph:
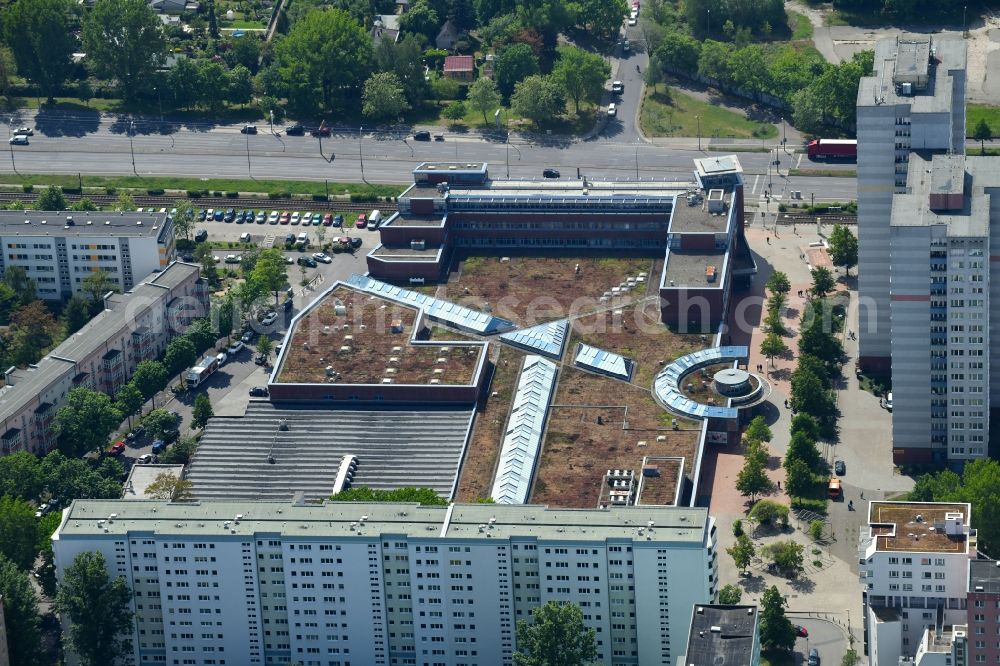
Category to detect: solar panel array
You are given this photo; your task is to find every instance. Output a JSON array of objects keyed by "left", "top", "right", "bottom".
[
  {"left": 574, "top": 344, "right": 634, "bottom": 381},
  {"left": 346, "top": 274, "right": 514, "bottom": 335},
  {"left": 498, "top": 319, "right": 569, "bottom": 360},
  {"left": 187, "top": 402, "right": 475, "bottom": 501},
  {"left": 652, "top": 346, "right": 749, "bottom": 420},
  {"left": 490, "top": 355, "right": 558, "bottom": 504}
]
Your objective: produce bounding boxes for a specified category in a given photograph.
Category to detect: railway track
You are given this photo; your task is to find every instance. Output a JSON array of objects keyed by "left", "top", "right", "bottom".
[{"left": 0, "top": 191, "right": 392, "bottom": 214}]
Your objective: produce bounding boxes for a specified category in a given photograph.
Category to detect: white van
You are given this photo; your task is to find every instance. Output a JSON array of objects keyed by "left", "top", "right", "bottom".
[
  {"left": 296, "top": 232, "right": 309, "bottom": 244},
  {"left": 368, "top": 210, "right": 382, "bottom": 229}
]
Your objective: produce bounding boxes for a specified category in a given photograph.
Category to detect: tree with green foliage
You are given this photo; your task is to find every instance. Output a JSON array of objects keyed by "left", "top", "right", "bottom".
[
  {"left": 159, "top": 435, "right": 199, "bottom": 464},
  {"left": 114, "top": 190, "right": 135, "bottom": 212},
  {"left": 743, "top": 416, "right": 772, "bottom": 445},
  {"left": 398, "top": 0, "right": 441, "bottom": 42},
  {"left": 783, "top": 456, "right": 814, "bottom": 497},
  {"left": 56, "top": 551, "right": 134, "bottom": 666},
  {"left": 0, "top": 282, "right": 18, "bottom": 325},
  {"left": 276, "top": 9, "right": 372, "bottom": 114},
  {"left": 763, "top": 540, "right": 805, "bottom": 573},
  {"left": 790, "top": 367, "right": 837, "bottom": 423},
  {"left": 760, "top": 332, "right": 789, "bottom": 369},
  {"left": 163, "top": 336, "right": 198, "bottom": 376},
  {"left": 718, "top": 583, "right": 742, "bottom": 605},
  {"left": 362, "top": 71, "right": 411, "bottom": 120},
  {"left": 142, "top": 408, "right": 180, "bottom": 441},
  {"left": 257, "top": 335, "right": 273, "bottom": 361},
  {"left": 35, "top": 185, "right": 67, "bottom": 211},
  {"left": 511, "top": 75, "right": 565, "bottom": 126},
  {"left": 468, "top": 77, "right": 502, "bottom": 124},
  {"left": 790, "top": 412, "right": 821, "bottom": 441},
  {"left": 448, "top": 0, "right": 476, "bottom": 30},
  {"left": 376, "top": 36, "right": 429, "bottom": 108},
  {"left": 115, "top": 382, "right": 143, "bottom": 429},
  {"left": 144, "top": 471, "right": 194, "bottom": 501},
  {"left": 191, "top": 393, "right": 214, "bottom": 429},
  {"left": 809, "top": 266, "right": 835, "bottom": 299},
  {"left": 0, "top": 554, "right": 41, "bottom": 666},
  {"left": 193, "top": 243, "right": 218, "bottom": 285},
  {"left": 2, "top": 0, "right": 76, "bottom": 102},
  {"left": 168, "top": 56, "right": 202, "bottom": 110},
  {"left": 52, "top": 388, "right": 122, "bottom": 457},
  {"left": 70, "top": 197, "right": 98, "bottom": 212},
  {"left": 331, "top": 486, "right": 448, "bottom": 504},
  {"left": 132, "top": 360, "right": 168, "bottom": 408},
  {"left": 766, "top": 270, "right": 790, "bottom": 295},
  {"left": 63, "top": 296, "right": 91, "bottom": 336},
  {"left": 81, "top": 269, "right": 118, "bottom": 306},
  {"left": 227, "top": 35, "right": 262, "bottom": 73},
  {"left": 760, "top": 585, "right": 796, "bottom": 651},
  {"left": 727, "top": 533, "right": 755, "bottom": 573},
  {"left": 443, "top": 100, "right": 467, "bottom": 121},
  {"left": 808, "top": 519, "right": 825, "bottom": 542},
  {"left": 798, "top": 303, "right": 842, "bottom": 367},
  {"left": 82, "top": 0, "right": 166, "bottom": 103},
  {"left": 37, "top": 451, "right": 124, "bottom": 501},
  {"left": 494, "top": 43, "right": 539, "bottom": 98},
  {"left": 184, "top": 318, "right": 217, "bottom": 354},
  {"left": 827, "top": 225, "right": 858, "bottom": 276},
  {"left": 973, "top": 118, "right": 992, "bottom": 155},
  {"left": 0, "top": 451, "right": 44, "bottom": 500},
  {"left": 551, "top": 46, "right": 611, "bottom": 115},
  {"left": 171, "top": 200, "right": 196, "bottom": 241},
  {"left": 251, "top": 248, "right": 289, "bottom": 308},
  {"left": 655, "top": 30, "right": 701, "bottom": 77},
  {"left": 4, "top": 266, "right": 36, "bottom": 306},
  {"left": 749, "top": 499, "right": 790, "bottom": 527},
  {"left": 736, "top": 453, "right": 773, "bottom": 503},
  {"left": 576, "top": 0, "right": 628, "bottom": 40},
  {"left": 513, "top": 601, "right": 598, "bottom": 666},
  {"left": 206, "top": 0, "right": 219, "bottom": 38},
  {"left": 842, "top": 649, "right": 860, "bottom": 666},
  {"left": 0, "top": 496, "right": 38, "bottom": 570}
]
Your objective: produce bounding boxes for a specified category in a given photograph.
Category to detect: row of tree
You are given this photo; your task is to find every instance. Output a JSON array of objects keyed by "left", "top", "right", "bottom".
[{"left": 909, "top": 459, "right": 1000, "bottom": 557}]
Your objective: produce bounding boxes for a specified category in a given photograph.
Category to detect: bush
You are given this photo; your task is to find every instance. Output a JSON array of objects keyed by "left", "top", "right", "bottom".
[
  {"left": 105, "top": 186, "right": 117, "bottom": 195},
  {"left": 267, "top": 191, "right": 291, "bottom": 199},
  {"left": 22, "top": 184, "right": 33, "bottom": 193},
  {"left": 733, "top": 519, "right": 744, "bottom": 537},
  {"left": 749, "top": 499, "right": 789, "bottom": 527},
  {"left": 225, "top": 191, "right": 239, "bottom": 198},
  {"left": 212, "top": 190, "right": 223, "bottom": 197},
  {"left": 147, "top": 188, "right": 165, "bottom": 196},
  {"left": 312, "top": 194, "right": 329, "bottom": 202},
  {"left": 808, "top": 519, "right": 824, "bottom": 541},
  {"left": 350, "top": 192, "right": 378, "bottom": 203},
  {"left": 778, "top": 203, "right": 788, "bottom": 212},
  {"left": 62, "top": 187, "right": 82, "bottom": 195}
]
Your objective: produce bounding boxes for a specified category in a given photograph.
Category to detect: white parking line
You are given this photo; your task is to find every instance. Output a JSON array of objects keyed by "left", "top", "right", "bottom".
[{"left": 752, "top": 174, "right": 760, "bottom": 194}]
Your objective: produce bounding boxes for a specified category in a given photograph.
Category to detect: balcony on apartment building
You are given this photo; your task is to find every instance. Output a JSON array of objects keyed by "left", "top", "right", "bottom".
[{"left": 101, "top": 348, "right": 125, "bottom": 392}]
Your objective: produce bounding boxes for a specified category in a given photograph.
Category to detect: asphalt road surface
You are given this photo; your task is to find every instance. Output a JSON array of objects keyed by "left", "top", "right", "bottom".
[
  {"left": 0, "top": 109, "right": 859, "bottom": 201},
  {"left": 794, "top": 618, "right": 849, "bottom": 666}
]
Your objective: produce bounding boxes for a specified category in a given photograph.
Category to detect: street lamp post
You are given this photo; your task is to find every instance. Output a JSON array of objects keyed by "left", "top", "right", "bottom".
[
  {"left": 963, "top": 5, "right": 968, "bottom": 38},
  {"left": 359, "top": 125, "right": 367, "bottom": 183},
  {"left": 7, "top": 117, "right": 15, "bottom": 174},
  {"left": 128, "top": 120, "right": 137, "bottom": 175},
  {"left": 245, "top": 127, "right": 252, "bottom": 177}
]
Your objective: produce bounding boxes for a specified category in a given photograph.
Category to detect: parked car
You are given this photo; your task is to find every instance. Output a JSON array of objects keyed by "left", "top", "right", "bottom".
[
  {"left": 107, "top": 441, "right": 126, "bottom": 456},
  {"left": 126, "top": 425, "right": 146, "bottom": 442},
  {"left": 290, "top": 211, "right": 301, "bottom": 225},
  {"left": 249, "top": 386, "right": 268, "bottom": 397},
  {"left": 312, "top": 212, "right": 324, "bottom": 226},
  {"left": 241, "top": 330, "right": 254, "bottom": 343},
  {"left": 333, "top": 214, "right": 343, "bottom": 227},
  {"left": 283, "top": 297, "right": 293, "bottom": 311},
  {"left": 611, "top": 80, "right": 624, "bottom": 94},
  {"left": 607, "top": 103, "right": 617, "bottom": 116},
  {"left": 256, "top": 211, "right": 266, "bottom": 224},
  {"left": 260, "top": 312, "right": 278, "bottom": 326},
  {"left": 268, "top": 210, "right": 279, "bottom": 224},
  {"left": 224, "top": 254, "right": 241, "bottom": 263},
  {"left": 627, "top": 16, "right": 637, "bottom": 24},
  {"left": 35, "top": 503, "right": 51, "bottom": 518},
  {"left": 322, "top": 213, "right": 334, "bottom": 226},
  {"left": 137, "top": 453, "right": 155, "bottom": 465},
  {"left": 285, "top": 124, "right": 305, "bottom": 136},
  {"left": 216, "top": 351, "right": 227, "bottom": 365},
  {"left": 808, "top": 649, "right": 820, "bottom": 666},
  {"left": 239, "top": 232, "right": 252, "bottom": 243},
  {"left": 623, "top": 39, "right": 630, "bottom": 51},
  {"left": 254, "top": 352, "right": 268, "bottom": 365},
  {"left": 206, "top": 208, "right": 215, "bottom": 220},
  {"left": 312, "top": 252, "right": 332, "bottom": 264},
  {"left": 356, "top": 214, "right": 367, "bottom": 229},
  {"left": 795, "top": 625, "right": 809, "bottom": 638},
  {"left": 297, "top": 256, "right": 317, "bottom": 268},
  {"left": 542, "top": 168, "right": 560, "bottom": 178},
  {"left": 414, "top": 130, "right": 431, "bottom": 141},
  {"left": 284, "top": 255, "right": 294, "bottom": 264},
  {"left": 194, "top": 229, "right": 208, "bottom": 242},
  {"left": 240, "top": 124, "right": 258, "bottom": 134},
  {"left": 9, "top": 135, "right": 28, "bottom": 145},
  {"left": 15, "top": 127, "right": 33, "bottom": 136},
  {"left": 197, "top": 209, "right": 207, "bottom": 221},
  {"left": 350, "top": 237, "right": 363, "bottom": 248},
  {"left": 151, "top": 440, "right": 167, "bottom": 455},
  {"left": 279, "top": 211, "right": 291, "bottom": 224},
  {"left": 886, "top": 392, "right": 893, "bottom": 411},
  {"left": 228, "top": 341, "right": 245, "bottom": 355},
  {"left": 834, "top": 460, "right": 846, "bottom": 475}
]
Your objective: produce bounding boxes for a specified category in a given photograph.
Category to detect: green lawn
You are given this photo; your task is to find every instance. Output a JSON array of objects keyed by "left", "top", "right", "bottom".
[
  {"left": 788, "top": 10, "right": 814, "bottom": 40},
  {"left": 0, "top": 174, "right": 402, "bottom": 197},
  {"left": 968, "top": 103, "right": 1000, "bottom": 137},
  {"left": 641, "top": 87, "right": 777, "bottom": 140}
]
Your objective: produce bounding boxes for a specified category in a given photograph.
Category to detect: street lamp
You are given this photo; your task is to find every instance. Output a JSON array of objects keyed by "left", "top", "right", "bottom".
[
  {"left": 7, "top": 117, "right": 15, "bottom": 174},
  {"left": 359, "top": 125, "right": 367, "bottom": 183},
  {"left": 128, "top": 120, "right": 137, "bottom": 175},
  {"left": 245, "top": 126, "right": 252, "bottom": 178}
]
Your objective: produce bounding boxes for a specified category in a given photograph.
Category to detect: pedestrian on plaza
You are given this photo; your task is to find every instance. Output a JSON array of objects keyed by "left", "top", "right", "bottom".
[{"left": 766, "top": 236, "right": 770, "bottom": 245}]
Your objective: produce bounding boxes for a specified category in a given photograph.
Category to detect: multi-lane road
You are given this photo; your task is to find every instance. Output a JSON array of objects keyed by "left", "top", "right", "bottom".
[{"left": 0, "top": 107, "right": 859, "bottom": 201}]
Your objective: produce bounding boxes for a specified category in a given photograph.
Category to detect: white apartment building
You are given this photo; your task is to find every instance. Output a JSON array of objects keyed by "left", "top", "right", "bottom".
[
  {"left": 53, "top": 500, "right": 719, "bottom": 666},
  {"left": 856, "top": 37, "right": 966, "bottom": 372},
  {"left": 0, "top": 210, "right": 175, "bottom": 300},
  {"left": 0, "top": 261, "right": 207, "bottom": 455},
  {"left": 858, "top": 501, "right": 976, "bottom": 666},
  {"left": 888, "top": 153, "right": 1000, "bottom": 463}
]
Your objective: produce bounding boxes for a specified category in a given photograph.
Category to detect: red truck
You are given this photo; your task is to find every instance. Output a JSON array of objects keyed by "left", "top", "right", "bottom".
[{"left": 807, "top": 139, "right": 857, "bottom": 160}]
